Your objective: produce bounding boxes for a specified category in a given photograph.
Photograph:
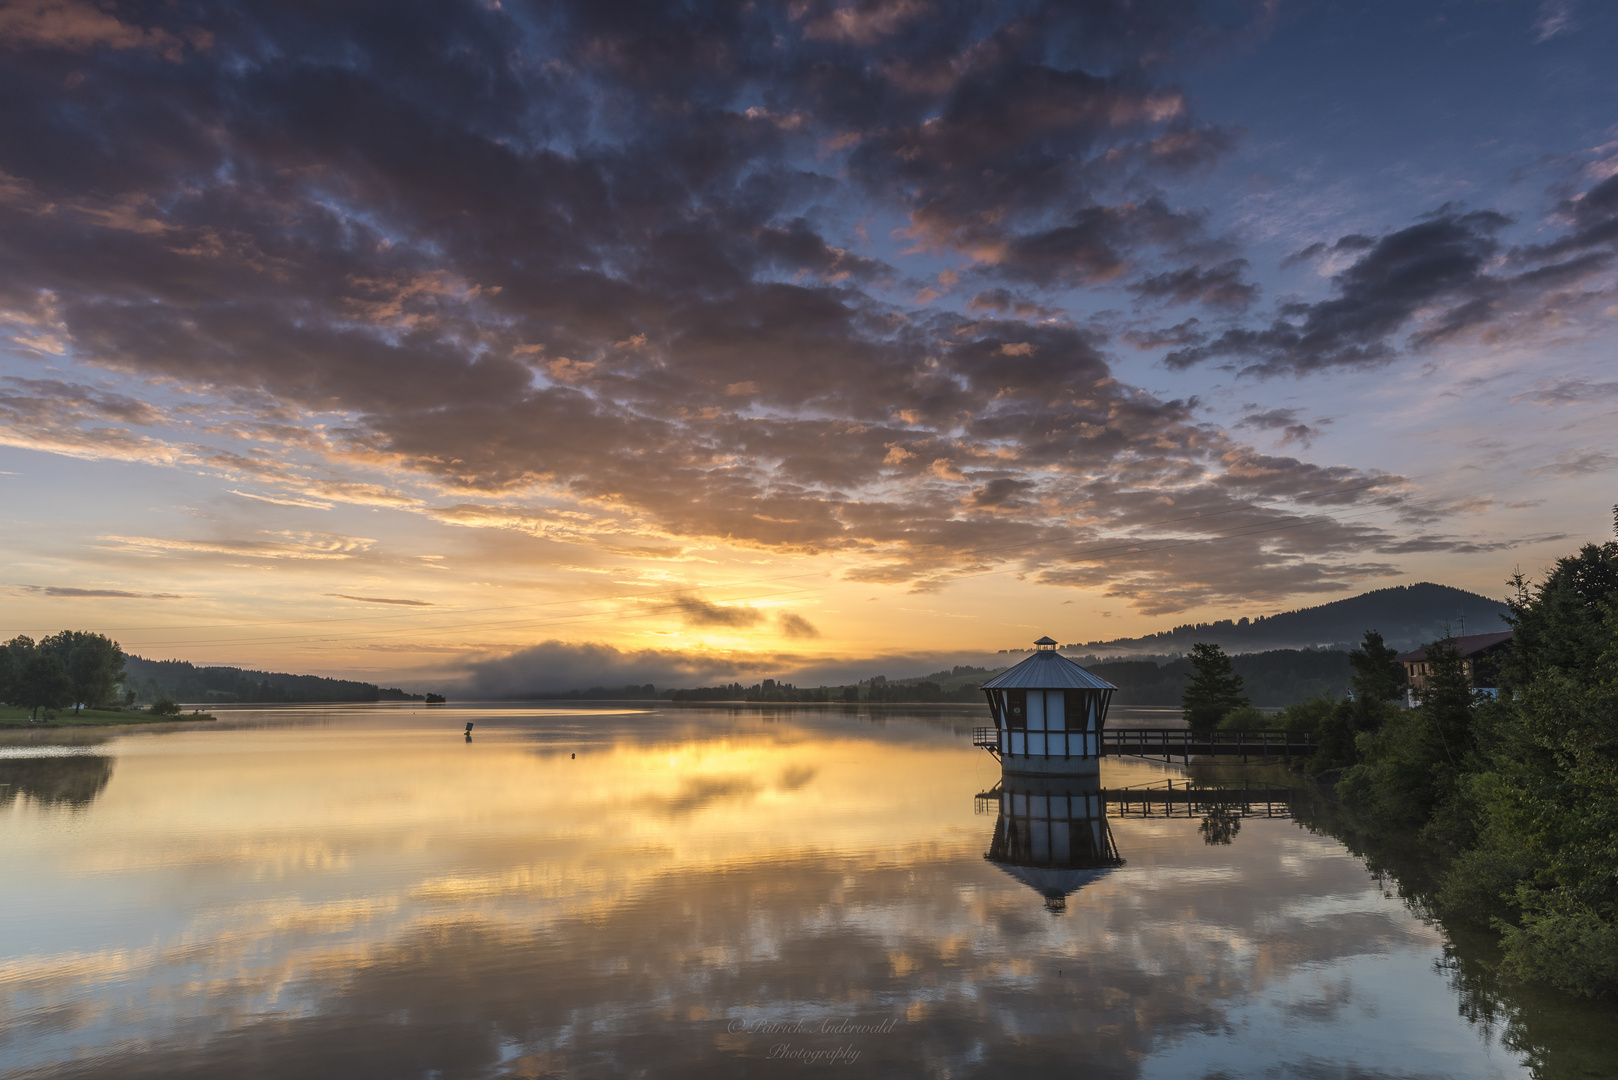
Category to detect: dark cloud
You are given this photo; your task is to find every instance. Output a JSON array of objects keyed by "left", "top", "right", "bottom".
[
  {"left": 1129, "top": 259, "right": 1257, "bottom": 309},
  {"left": 777, "top": 612, "right": 822, "bottom": 639},
  {"left": 1171, "top": 188, "right": 1618, "bottom": 378},
  {"left": 462, "top": 640, "right": 757, "bottom": 696},
  {"left": 20, "top": 585, "right": 186, "bottom": 600},
  {"left": 1235, "top": 407, "right": 1328, "bottom": 448},
  {"left": 990, "top": 199, "right": 1213, "bottom": 288},
  {"left": 662, "top": 598, "right": 767, "bottom": 629},
  {"left": 1121, "top": 318, "right": 1205, "bottom": 350},
  {"left": 327, "top": 594, "right": 435, "bottom": 607},
  {"left": 965, "top": 288, "right": 1060, "bottom": 319},
  {"left": 970, "top": 477, "right": 1036, "bottom": 507},
  {"left": 0, "top": 0, "right": 1463, "bottom": 616},
  {"left": 1167, "top": 208, "right": 1513, "bottom": 375}
]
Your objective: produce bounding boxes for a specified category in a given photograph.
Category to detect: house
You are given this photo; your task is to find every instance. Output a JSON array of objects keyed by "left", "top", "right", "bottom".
[{"left": 1395, "top": 630, "right": 1513, "bottom": 704}]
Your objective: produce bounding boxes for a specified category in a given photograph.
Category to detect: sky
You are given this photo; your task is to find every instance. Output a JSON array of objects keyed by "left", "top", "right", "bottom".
[{"left": 1, "top": 0, "right": 1615, "bottom": 692}]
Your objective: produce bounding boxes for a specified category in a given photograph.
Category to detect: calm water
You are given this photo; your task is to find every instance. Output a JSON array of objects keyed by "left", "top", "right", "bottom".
[{"left": 0, "top": 704, "right": 1608, "bottom": 1079}]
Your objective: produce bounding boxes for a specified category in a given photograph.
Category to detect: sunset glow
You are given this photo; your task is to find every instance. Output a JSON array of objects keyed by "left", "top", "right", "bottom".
[{"left": 2, "top": 1, "right": 1615, "bottom": 690}]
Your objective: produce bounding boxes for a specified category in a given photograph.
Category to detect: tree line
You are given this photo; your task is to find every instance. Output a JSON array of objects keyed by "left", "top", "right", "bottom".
[
  {"left": 120, "top": 655, "right": 418, "bottom": 704},
  {"left": 1177, "top": 515, "right": 1618, "bottom": 1000},
  {"left": 1, "top": 632, "right": 127, "bottom": 718},
  {"left": 1094, "top": 647, "right": 1353, "bottom": 707}
]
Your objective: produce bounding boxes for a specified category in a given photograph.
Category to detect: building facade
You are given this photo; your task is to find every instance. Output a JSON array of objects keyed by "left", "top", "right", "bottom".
[
  {"left": 981, "top": 637, "right": 1118, "bottom": 776},
  {"left": 1395, "top": 630, "right": 1513, "bottom": 704}
]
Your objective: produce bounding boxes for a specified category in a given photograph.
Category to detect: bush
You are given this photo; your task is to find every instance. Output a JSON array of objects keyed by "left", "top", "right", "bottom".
[
  {"left": 1217, "top": 704, "right": 1266, "bottom": 730},
  {"left": 1331, "top": 525, "right": 1618, "bottom": 998},
  {"left": 1500, "top": 908, "right": 1618, "bottom": 1000},
  {"left": 149, "top": 697, "right": 183, "bottom": 716}
]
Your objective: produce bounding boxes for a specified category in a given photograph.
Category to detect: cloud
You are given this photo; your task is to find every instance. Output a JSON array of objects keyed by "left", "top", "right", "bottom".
[
  {"left": 797, "top": 0, "right": 933, "bottom": 46},
  {"left": 100, "top": 532, "right": 375, "bottom": 562},
  {"left": 1235, "top": 407, "right": 1329, "bottom": 448},
  {"left": 1533, "top": 451, "right": 1618, "bottom": 478},
  {"left": 1535, "top": 0, "right": 1575, "bottom": 41},
  {"left": 776, "top": 612, "right": 821, "bottom": 639},
  {"left": 0, "top": 0, "right": 1503, "bottom": 618},
  {"left": 1129, "top": 260, "right": 1257, "bottom": 310},
  {"left": 327, "top": 594, "right": 435, "bottom": 607},
  {"left": 0, "top": 0, "right": 209, "bottom": 62},
  {"left": 460, "top": 640, "right": 771, "bottom": 696},
  {"left": 230, "top": 490, "right": 335, "bottom": 509},
  {"left": 1169, "top": 189, "right": 1618, "bottom": 377},
  {"left": 18, "top": 585, "right": 187, "bottom": 599},
  {"left": 970, "top": 476, "right": 1036, "bottom": 507},
  {"left": 1166, "top": 209, "right": 1513, "bottom": 375},
  {"left": 1512, "top": 376, "right": 1618, "bottom": 406},
  {"left": 660, "top": 598, "right": 767, "bottom": 629}
]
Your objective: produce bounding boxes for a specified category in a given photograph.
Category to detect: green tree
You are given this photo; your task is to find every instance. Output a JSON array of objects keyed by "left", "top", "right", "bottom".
[
  {"left": 41, "top": 631, "right": 126, "bottom": 713},
  {"left": 1181, "top": 642, "right": 1248, "bottom": 733},
  {"left": 1349, "top": 629, "right": 1405, "bottom": 707},
  {"left": 1317, "top": 513, "right": 1618, "bottom": 999},
  {"left": 1340, "top": 639, "right": 1473, "bottom": 829},
  {"left": 1500, "top": 536, "right": 1618, "bottom": 691},
  {"left": 0, "top": 638, "right": 15, "bottom": 704},
  {"left": 16, "top": 647, "right": 73, "bottom": 719}
]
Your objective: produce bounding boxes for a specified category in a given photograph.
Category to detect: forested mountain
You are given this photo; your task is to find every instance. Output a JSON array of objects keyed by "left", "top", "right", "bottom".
[
  {"left": 1082, "top": 649, "right": 1351, "bottom": 707},
  {"left": 1066, "top": 583, "right": 1508, "bottom": 654},
  {"left": 881, "top": 652, "right": 1349, "bottom": 707},
  {"left": 122, "top": 655, "right": 419, "bottom": 704}
]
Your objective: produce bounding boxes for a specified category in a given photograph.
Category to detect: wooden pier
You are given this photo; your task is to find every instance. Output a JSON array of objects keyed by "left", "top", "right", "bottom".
[
  {"left": 975, "top": 778, "right": 1298, "bottom": 819},
  {"left": 972, "top": 726, "right": 1316, "bottom": 763}
]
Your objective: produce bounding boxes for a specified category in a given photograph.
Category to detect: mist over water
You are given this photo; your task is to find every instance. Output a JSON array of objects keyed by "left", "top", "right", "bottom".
[{"left": 0, "top": 704, "right": 1608, "bottom": 1078}]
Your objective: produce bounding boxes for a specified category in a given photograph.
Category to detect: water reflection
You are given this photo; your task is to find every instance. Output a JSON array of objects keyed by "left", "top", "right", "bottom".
[
  {"left": 983, "top": 773, "right": 1121, "bottom": 913},
  {"left": 0, "top": 750, "right": 114, "bottom": 810},
  {"left": 1198, "top": 808, "right": 1242, "bottom": 846},
  {"left": 0, "top": 705, "right": 1606, "bottom": 1078}
]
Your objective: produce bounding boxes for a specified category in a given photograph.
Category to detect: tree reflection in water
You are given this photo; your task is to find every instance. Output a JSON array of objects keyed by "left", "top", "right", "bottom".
[
  {"left": 0, "top": 753, "right": 115, "bottom": 810},
  {"left": 1198, "top": 809, "right": 1242, "bottom": 846},
  {"left": 1289, "top": 779, "right": 1618, "bottom": 1079}
]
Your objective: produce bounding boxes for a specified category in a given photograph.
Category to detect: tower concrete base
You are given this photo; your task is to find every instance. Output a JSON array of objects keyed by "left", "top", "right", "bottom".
[{"left": 999, "top": 754, "right": 1101, "bottom": 778}]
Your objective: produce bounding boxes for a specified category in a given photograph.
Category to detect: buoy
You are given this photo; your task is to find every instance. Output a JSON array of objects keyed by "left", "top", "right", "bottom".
[{"left": 571, "top": 753, "right": 575, "bottom": 759}]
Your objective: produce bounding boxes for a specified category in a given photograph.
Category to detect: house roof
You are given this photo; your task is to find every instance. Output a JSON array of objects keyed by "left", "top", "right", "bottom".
[
  {"left": 1395, "top": 630, "right": 1514, "bottom": 663},
  {"left": 981, "top": 647, "right": 1117, "bottom": 690}
]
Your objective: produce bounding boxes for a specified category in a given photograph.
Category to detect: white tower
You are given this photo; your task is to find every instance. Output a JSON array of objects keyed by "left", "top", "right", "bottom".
[{"left": 980, "top": 636, "right": 1117, "bottom": 776}]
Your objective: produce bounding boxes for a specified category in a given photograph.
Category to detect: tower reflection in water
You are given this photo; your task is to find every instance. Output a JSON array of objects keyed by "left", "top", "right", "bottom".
[{"left": 984, "top": 773, "right": 1122, "bottom": 914}]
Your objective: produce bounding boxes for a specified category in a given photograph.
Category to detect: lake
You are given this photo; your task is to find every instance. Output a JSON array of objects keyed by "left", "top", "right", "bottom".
[{"left": 1, "top": 703, "right": 1613, "bottom": 1079}]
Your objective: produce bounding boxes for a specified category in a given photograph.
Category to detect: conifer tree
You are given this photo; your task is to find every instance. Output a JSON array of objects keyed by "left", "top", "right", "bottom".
[{"left": 1181, "top": 642, "right": 1248, "bottom": 732}]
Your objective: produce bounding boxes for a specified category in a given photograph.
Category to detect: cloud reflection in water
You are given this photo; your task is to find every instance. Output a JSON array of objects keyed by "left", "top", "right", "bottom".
[{"left": 0, "top": 706, "right": 1527, "bottom": 1078}]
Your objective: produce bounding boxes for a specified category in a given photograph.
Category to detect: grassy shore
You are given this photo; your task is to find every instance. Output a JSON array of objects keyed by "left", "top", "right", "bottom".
[{"left": 0, "top": 705, "right": 217, "bottom": 728}]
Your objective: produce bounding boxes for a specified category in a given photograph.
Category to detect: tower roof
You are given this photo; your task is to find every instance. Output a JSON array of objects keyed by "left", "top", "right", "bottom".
[
  {"left": 987, "top": 863, "right": 1119, "bottom": 911},
  {"left": 981, "top": 640, "right": 1117, "bottom": 690}
]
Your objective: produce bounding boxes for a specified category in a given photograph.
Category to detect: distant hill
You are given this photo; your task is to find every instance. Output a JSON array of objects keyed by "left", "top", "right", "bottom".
[
  {"left": 122, "top": 655, "right": 420, "bottom": 705},
  {"left": 902, "top": 652, "right": 1353, "bottom": 707},
  {"left": 1065, "top": 583, "right": 1510, "bottom": 655}
]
